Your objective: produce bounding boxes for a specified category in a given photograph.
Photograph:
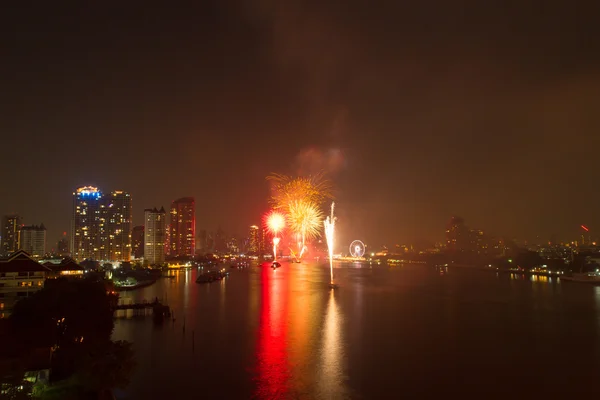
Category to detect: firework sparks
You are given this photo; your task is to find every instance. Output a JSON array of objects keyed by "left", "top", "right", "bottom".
[
  {"left": 273, "top": 237, "right": 281, "bottom": 261},
  {"left": 324, "top": 202, "right": 336, "bottom": 285},
  {"left": 265, "top": 211, "right": 285, "bottom": 235},
  {"left": 287, "top": 200, "right": 323, "bottom": 259},
  {"left": 264, "top": 210, "right": 285, "bottom": 261},
  {"left": 265, "top": 172, "right": 333, "bottom": 261},
  {"left": 267, "top": 172, "right": 333, "bottom": 210}
]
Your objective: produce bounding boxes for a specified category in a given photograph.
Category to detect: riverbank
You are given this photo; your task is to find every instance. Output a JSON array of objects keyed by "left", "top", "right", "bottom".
[{"left": 437, "top": 263, "right": 566, "bottom": 278}]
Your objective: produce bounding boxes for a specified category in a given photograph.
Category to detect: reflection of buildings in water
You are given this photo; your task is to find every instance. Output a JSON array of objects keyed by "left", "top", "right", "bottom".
[
  {"left": 318, "top": 290, "right": 345, "bottom": 398},
  {"left": 218, "top": 276, "right": 227, "bottom": 325},
  {"left": 254, "top": 267, "right": 290, "bottom": 398},
  {"left": 183, "top": 269, "right": 190, "bottom": 310},
  {"left": 510, "top": 273, "right": 526, "bottom": 281}
]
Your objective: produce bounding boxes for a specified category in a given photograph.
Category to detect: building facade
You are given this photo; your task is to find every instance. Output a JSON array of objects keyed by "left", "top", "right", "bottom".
[
  {"left": 71, "top": 186, "right": 132, "bottom": 262},
  {"left": 0, "top": 250, "right": 52, "bottom": 317},
  {"left": 19, "top": 224, "right": 46, "bottom": 258},
  {"left": 1, "top": 215, "right": 22, "bottom": 257},
  {"left": 56, "top": 236, "right": 69, "bottom": 257},
  {"left": 144, "top": 207, "right": 166, "bottom": 265},
  {"left": 131, "top": 225, "right": 144, "bottom": 259},
  {"left": 248, "top": 225, "right": 259, "bottom": 254},
  {"left": 169, "top": 197, "right": 195, "bottom": 257},
  {"left": 103, "top": 191, "right": 132, "bottom": 261},
  {"left": 71, "top": 186, "right": 103, "bottom": 261}
]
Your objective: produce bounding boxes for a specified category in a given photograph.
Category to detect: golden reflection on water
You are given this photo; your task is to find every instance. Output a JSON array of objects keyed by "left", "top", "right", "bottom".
[
  {"left": 287, "top": 264, "right": 322, "bottom": 395},
  {"left": 318, "top": 289, "right": 345, "bottom": 398}
]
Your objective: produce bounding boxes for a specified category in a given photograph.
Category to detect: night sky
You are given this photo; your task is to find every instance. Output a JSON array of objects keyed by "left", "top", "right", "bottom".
[{"left": 2, "top": 1, "right": 599, "bottom": 249}]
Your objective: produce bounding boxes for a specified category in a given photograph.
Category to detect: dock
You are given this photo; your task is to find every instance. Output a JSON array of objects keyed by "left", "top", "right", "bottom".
[{"left": 113, "top": 298, "right": 171, "bottom": 320}]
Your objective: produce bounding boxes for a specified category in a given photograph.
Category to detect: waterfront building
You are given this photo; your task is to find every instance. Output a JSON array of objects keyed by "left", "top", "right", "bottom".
[
  {"left": 1, "top": 215, "right": 22, "bottom": 257},
  {"left": 144, "top": 207, "right": 166, "bottom": 265},
  {"left": 169, "top": 197, "right": 195, "bottom": 257},
  {"left": 214, "top": 228, "right": 227, "bottom": 254},
  {"left": 0, "top": 250, "right": 52, "bottom": 316},
  {"left": 259, "top": 227, "right": 269, "bottom": 255},
  {"left": 227, "top": 237, "right": 240, "bottom": 254},
  {"left": 164, "top": 223, "right": 171, "bottom": 256},
  {"left": 71, "top": 186, "right": 132, "bottom": 262},
  {"left": 71, "top": 186, "right": 103, "bottom": 261},
  {"left": 446, "top": 216, "right": 470, "bottom": 252},
  {"left": 197, "top": 230, "right": 207, "bottom": 252},
  {"left": 248, "top": 225, "right": 259, "bottom": 254},
  {"left": 131, "top": 226, "right": 144, "bottom": 259},
  {"left": 43, "top": 258, "right": 84, "bottom": 279},
  {"left": 103, "top": 191, "right": 132, "bottom": 261},
  {"left": 19, "top": 224, "right": 46, "bottom": 258}
]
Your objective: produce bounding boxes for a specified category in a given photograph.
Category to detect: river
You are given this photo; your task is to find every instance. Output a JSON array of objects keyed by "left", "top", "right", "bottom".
[{"left": 112, "top": 262, "right": 600, "bottom": 399}]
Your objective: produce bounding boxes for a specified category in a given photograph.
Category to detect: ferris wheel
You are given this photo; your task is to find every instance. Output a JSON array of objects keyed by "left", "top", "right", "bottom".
[{"left": 349, "top": 240, "right": 366, "bottom": 258}]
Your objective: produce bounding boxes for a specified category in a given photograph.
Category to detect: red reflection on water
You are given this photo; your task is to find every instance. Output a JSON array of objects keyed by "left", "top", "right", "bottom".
[{"left": 254, "top": 266, "right": 290, "bottom": 398}]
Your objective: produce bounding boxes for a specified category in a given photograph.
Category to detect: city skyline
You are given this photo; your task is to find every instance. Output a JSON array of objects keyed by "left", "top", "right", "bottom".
[
  {"left": 3, "top": 184, "right": 599, "bottom": 257},
  {"left": 2, "top": 2, "right": 599, "bottom": 249}
]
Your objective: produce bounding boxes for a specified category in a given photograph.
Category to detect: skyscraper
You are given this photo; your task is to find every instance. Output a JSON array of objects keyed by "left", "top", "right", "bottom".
[
  {"left": 215, "top": 227, "right": 227, "bottom": 253},
  {"left": 1, "top": 215, "right": 22, "bottom": 256},
  {"left": 56, "top": 234, "right": 69, "bottom": 257},
  {"left": 131, "top": 225, "right": 144, "bottom": 259},
  {"left": 169, "top": 197, "right": 195, "bottom": 257},
  {"left": 71, "top": 187, "right": 103, "bottom": 261},
  {"left": 103, "top": 191, "right": 132, "bottom": 261},
  {"left": 197, "top": 229, "right": 208, "bottom": 253},
  {"left": 71, "top": 186, "right": 132, "bottom": 262},
  {"left": 19, "top": 224, "right": 46, "bottom": 258},
  {"left": 144, "top": 207, "right": 166, "bottom": 265},
  {"left": 248, "top": 225, "right": 259, "bottom": 254}
]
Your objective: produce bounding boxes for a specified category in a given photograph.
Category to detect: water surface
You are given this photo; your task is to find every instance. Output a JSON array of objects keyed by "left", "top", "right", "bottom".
[{"left": 113, "top": 263, "right": 600, "bottom": 399}]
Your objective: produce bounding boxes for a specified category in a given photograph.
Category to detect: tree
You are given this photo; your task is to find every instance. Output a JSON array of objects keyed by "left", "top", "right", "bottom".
[
  {"left": 514, "top": 250, "right": 543, "bottom": 270},
  {"left": 9, "top": 278, "right": 133, "bottom": 397},
  {"left": 11, "top": 278, "right": 113, "bottom": 349}
]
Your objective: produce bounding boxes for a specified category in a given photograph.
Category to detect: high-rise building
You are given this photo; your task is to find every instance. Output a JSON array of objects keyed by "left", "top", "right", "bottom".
[
  {"left": 169, "top": 197, "right": 195, "bottom": 257},
  {"left": 1, "top": 215, "right": 22, "bottom": 256},
  {"left": 215, "top": 228, "right": 227, "bottom": 253},
  {"left": 259, "top": 227, "right": 268, "bottom": 255},
  {"left": 248, "top": 225, "right": 259, "bottom": 254},
  {"left": 227, "top": 236, "right": 239, "bottom": 254},
  {"left": 144, "top": 207, "right": 166, "bottom": 265},
  {"left": 57, "top": 234, "right": 69, "bottom": 257},
  {"left": 71, "top": 186, "right": 132, "bottom": 262},
  {"left": 446, "top": 216, "right": 470, "bottom": 252},
  {"left": 206, "top": 231, "right": 214, "bottom": 253},
  {"left": 71, "top": 186, "right": 103, "bottom": 261},
  {"left": 164, "top": 223, "right": 171, "bottom": 256},
  {"left": 19, "top": 224, "right": 46, "bottom": 258},
  {"left": 131, "top": 225, "right": 144, "bottom": 259},
  {"left": 103, "top": 191, "right": 132, "bottom": 261}
]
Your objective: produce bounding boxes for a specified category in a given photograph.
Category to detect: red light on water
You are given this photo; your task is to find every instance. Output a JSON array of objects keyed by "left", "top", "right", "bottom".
[{"left": 582, "top": 225, "right": 590, "bottom": 232}]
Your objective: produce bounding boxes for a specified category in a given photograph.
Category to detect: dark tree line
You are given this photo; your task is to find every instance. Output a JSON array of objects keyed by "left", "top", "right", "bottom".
[{"left": 3, "top": 277, "right": 135, "bottom": 399}]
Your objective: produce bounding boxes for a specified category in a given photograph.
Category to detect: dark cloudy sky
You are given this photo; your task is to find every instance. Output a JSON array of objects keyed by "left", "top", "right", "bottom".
[{"left": 1, "top": 1, "right": 599, "bottom": 249}]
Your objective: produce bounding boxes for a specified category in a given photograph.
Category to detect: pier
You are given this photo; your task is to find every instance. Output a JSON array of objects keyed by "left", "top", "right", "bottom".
[{"left": 113, "top": 298, "right": 171, "bottom": 320}]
